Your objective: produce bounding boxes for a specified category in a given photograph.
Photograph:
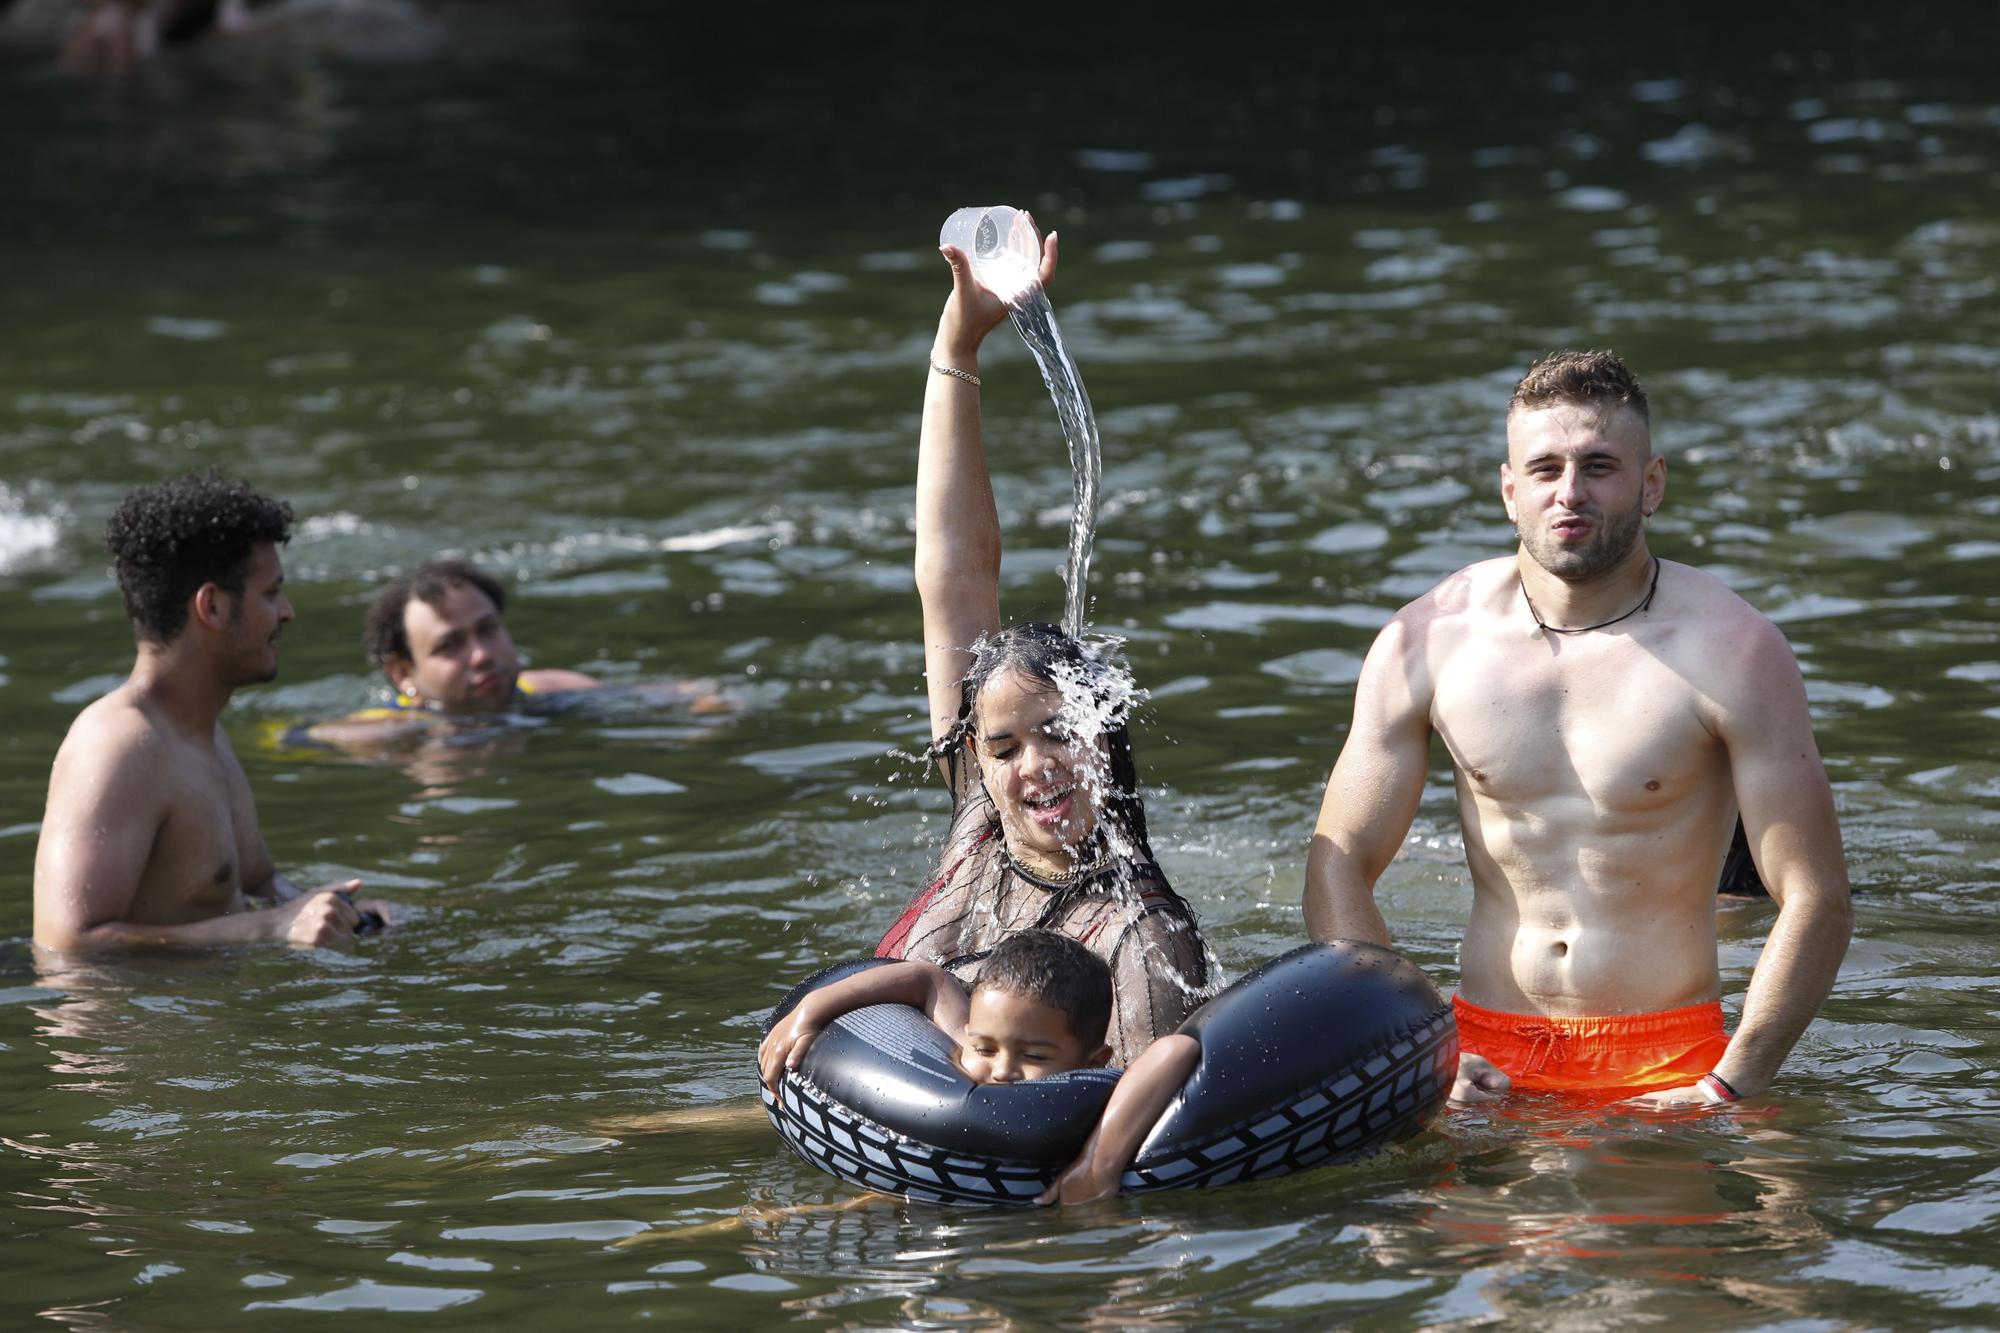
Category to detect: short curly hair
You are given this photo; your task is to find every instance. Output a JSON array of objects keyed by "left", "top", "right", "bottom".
[
  {"left": 104, "top": 470, "right": 294, "bottom": 643},
  {"left": 973, "top": 929, "right": 1113, "bottom": 1050},
  {"left": 1509, "top": 349, "right": 1650, "bottom": 425},
  {"left": 362, "top": 559, "right": 509, "bottom": 667}
]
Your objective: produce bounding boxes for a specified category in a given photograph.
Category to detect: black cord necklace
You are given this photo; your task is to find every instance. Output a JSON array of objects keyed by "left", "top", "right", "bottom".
[{"left": 1522, "top": 555, "right": 1661, "bottom": 638}]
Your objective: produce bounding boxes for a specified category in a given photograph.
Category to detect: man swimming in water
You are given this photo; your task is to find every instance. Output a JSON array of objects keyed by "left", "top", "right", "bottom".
[
  {"left": 34, "top": 471, "right": 390, "bottom": 952},
  {"left": 304, "top": 559, "right": 601, "bottom": 746},
  {"left": 1304, "top": 351, "right": 1852, "bottom": 1107},
  {"left": 363, "top": 559, "right": 599, "bottom": 712},
  {"left": 310, "top": 557, "right": 731, "bottom": 748}
]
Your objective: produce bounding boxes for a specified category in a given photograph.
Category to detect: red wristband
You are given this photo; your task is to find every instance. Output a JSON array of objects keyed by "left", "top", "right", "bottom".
[{"left": 1700, "top": 1072, "right": 1741, "bottom": 1103}]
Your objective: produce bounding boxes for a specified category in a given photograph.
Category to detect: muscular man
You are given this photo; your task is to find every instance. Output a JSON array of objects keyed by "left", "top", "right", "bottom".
[
  {"left": 1305, "top": 351, "right": 1851, "bottom": 1107},
  {"left": 35, "top": 472, "right": 388, "bottom": 952}
]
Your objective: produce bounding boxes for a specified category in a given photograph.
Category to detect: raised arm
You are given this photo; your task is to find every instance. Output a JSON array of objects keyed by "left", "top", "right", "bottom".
[
  {"left": 1638, "top": 619, "right": 1852, "bottom": 1107},
  {"left": 916, "top": 230, "right": 1059, "bottom": 743},
  {"left": 757, "top": 959, "right": 968, "bottom": 1089},
  {"left": 1303, "top": 615, "right": 1435, "bottom": 946}
]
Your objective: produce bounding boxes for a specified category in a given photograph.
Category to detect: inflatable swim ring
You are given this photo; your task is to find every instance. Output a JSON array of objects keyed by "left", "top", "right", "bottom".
[{"left": 759, "top": 939, "right": 1457, "bottom": 1205}]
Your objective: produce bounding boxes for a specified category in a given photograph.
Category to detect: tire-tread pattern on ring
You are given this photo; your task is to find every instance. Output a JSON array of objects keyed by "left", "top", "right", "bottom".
[{"left": 761, "top": 997, "right": 1457, "bottom": 1206}]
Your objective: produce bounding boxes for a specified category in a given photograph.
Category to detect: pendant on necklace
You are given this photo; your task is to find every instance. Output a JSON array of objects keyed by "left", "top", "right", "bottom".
[{"left": 1528, "top": 621, "right": 1543, "bottom": 640}]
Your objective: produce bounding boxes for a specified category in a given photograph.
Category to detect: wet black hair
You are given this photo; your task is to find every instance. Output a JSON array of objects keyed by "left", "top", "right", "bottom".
[
  {"left": 104, "top": 469, "right": 294, "bottom": 644},
  {"left": 972, "top": 929, "right": 1113, "bottom": 1050},
  {"left": 362, "top": 559, "right": 509, "bottom": 667},
  {"left": 933, "top": 621, "right": 1155, "bottom": 858}
]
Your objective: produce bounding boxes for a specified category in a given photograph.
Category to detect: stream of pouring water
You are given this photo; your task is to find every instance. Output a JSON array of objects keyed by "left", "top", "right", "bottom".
[
  {"left": 939, "top": 206, "right": 1100, "bottom": 639},
  {"left": 1010, "top": 290, "right": 1099, "bottom": 641},
  {"left": 934, "top": 208, "right": 1220, "bottom": 1006}
]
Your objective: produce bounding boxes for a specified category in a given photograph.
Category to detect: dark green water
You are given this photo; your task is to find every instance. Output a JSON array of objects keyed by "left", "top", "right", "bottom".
[{"left": 2, "top": 7, "right": 1997, "bottom": 1327}]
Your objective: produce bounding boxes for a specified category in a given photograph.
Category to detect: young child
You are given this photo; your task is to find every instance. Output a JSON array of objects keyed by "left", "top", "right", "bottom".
[{"left": 757, "top": 929, "right": 1202, "bottom": 1205}]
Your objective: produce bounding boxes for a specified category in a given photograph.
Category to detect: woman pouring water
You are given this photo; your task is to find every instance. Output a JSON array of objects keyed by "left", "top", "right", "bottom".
[{"left": 875, "top": 221, "right": 1215, "bottom": 1065}]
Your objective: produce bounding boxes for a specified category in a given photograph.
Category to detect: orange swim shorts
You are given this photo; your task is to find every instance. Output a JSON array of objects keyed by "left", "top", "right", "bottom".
[{"left": 1452, "top": 995, "right": 1731, "bottom": 1097}]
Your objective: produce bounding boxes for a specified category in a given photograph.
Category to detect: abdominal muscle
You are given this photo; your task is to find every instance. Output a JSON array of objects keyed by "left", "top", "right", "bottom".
[{"left": 1454, "top": 792, "right": 1732, "bottom": 1017}]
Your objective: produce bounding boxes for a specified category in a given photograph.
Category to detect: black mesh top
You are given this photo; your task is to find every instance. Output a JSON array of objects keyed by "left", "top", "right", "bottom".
[{"left": 876, "top": 745, "right": 1214, "bottom": 1066}]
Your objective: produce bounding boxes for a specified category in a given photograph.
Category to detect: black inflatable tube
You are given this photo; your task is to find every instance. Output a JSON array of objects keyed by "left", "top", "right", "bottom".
[{"left": 760, "top": 940, "right": 1458, "bottom": 1205}]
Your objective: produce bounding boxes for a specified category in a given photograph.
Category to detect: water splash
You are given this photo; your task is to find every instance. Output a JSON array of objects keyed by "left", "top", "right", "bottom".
[
  {"left": 955, "top": 628, "right": 1222, "bottom": 1009},
  {"left": 940, "top": 206, "right": 1101, "bottom": 639},
  {"left": 934, "top": 208, "right": 1220, "bottom": 1015}
]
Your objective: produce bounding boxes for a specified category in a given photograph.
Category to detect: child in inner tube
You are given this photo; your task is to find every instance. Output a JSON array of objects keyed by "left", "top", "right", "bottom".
[{"left": 757, "top": 929, "right": 1202, "bottom": 1205}]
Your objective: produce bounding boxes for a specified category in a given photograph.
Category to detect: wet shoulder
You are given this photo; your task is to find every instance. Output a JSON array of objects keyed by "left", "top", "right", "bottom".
[
  {"left": 58, "top": 688, "right": 170, "bottom": 773},
  {"left": 1660, "top": 561, "right": 1790, "bottom": 651},
  {"left": 1391, "top": 557, "right": 1517, "bottom": 634},
  {"left": 1659, "top": 560, "right": 1802, "bottom": 696},
  {"left": 521, "top": 668, "right": 600, "bottom": 695},
  {"left": 1370, "top": 558, "right": 1516, "bottom": 681},
  {"left": 1117, "top": 894, "right": 1206, "bottom": 959},
  {"left": 44, "top": 690, "right": 179, "bottom": 835}
]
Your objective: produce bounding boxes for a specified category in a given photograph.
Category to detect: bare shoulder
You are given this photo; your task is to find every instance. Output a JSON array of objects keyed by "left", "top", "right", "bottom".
[
  {"left": 44, "top": 690, "right": 172, "bottom": 819},
  {"left": 1665, "top": 562, "right": 1793, "bottom": 656},
  {"left": 1368, "top": 557, "right": 1515, "bottom": 676},
  {"left": 522, "top": 668, "right": 600, "bottom": 693},
  {"left": 52, "top": 689, "right": 167, "bottom": 779},
  {"left": 1388, "top": 557, "right": 1516, "bottom": 634},
  {"left": 1662, "top": 561, "right": 1802, "bottom": 702},
  {"left": 306, "top": 711, "right": 439, "bottom": 749}
]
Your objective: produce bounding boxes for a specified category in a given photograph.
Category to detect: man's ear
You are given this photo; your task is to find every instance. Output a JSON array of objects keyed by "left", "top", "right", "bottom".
[
  {"left": 191, "top": 582, "right": 230, "bottom": 633},
  {"left": 384, "top": 656, "right": 418, "bottom": 698},
  {"left": 1085, "top": 1043, "right": 1114, "bottom": 1069},
  {"left": 1499, "top": 461, "right": 1518, "bottom": 524}
]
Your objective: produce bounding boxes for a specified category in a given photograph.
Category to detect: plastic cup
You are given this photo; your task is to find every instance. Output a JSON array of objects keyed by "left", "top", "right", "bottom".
[{"left": 939, "top": 205, "right": 1042, "bottom": 307}]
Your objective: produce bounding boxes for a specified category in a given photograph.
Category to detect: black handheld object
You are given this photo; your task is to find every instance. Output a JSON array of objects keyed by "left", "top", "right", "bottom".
[
  {"left": 334, "top": 889, "right": 386, "bottom": 936},
  {"left": 759, "top": 941, "right": 1457, "bottom": 1205}
]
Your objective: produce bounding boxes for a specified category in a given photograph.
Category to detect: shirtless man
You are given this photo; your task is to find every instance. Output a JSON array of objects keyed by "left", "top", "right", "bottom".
[
  {"left": 34, "top": 472, "right": 388, "bottom": 952},
  {"left": 1305, "top": 351, "right": 1852, "bottom": 1108}
]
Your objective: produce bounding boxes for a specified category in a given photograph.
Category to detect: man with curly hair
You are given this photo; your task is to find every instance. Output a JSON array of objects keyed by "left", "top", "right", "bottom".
[{"left": 34, "top": 471, "right": 389, "bottom": 952}]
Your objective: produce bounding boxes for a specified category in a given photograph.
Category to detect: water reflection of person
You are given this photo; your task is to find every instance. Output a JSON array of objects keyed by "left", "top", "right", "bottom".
[
  {"left": 872, "top": 230, "right": 1212, "bottom": 1067},
  {"left": 1365, "top": 1108, "right": 1833, "bottom": 1323},
  {"left": 55, "top": 0, "right": 247, "bottom": 75}
]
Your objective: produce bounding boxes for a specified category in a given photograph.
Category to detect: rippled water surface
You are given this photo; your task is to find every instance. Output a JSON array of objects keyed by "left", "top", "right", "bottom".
[{"left": 2, "top": 8, "right": 1997, "bottom": 1327}]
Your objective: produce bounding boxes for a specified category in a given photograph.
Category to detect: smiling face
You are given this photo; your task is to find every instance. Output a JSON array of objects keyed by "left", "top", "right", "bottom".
[
  {"left": 389, "top": 581, "right": 522, "bottom": 711},
  {"left": 1502, "top": 402, "right": 1665, "bottom": 582},
  {"left": 954, "top": 985, "right": 1107, "bottom": 1084},
  {"left": 219, "top": 542, "right": 294, "bottom": 686},
  {"left": 968, "top": 666, "right": 1106, "bottom": 872}
]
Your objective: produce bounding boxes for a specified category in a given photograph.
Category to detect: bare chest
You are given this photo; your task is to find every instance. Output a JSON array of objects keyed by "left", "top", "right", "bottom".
[
  {"left": 1432, "top": 631, "right": 1721, "bottom": 813},
  {"left": 132, "top": 744, "right": 260, "bottom": 921}
]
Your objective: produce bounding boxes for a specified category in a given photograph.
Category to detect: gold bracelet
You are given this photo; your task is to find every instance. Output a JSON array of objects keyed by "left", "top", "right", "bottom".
[{"left": 929, "top": 358, "right": 981, "bottom": 387}]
